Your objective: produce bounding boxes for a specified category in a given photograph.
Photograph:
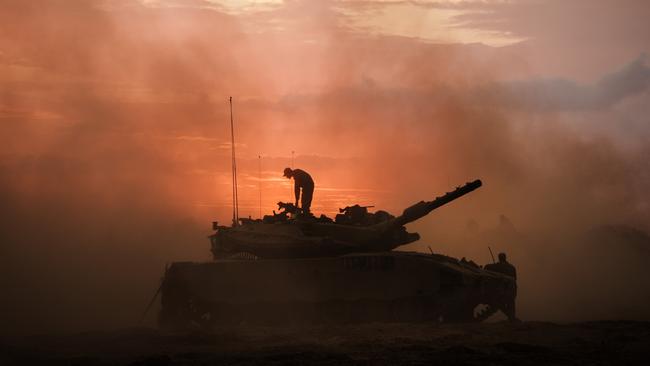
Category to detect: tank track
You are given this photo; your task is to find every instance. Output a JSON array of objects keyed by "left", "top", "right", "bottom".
[{"left": 159, "top": 296, "right": 500, "bottom": 330}]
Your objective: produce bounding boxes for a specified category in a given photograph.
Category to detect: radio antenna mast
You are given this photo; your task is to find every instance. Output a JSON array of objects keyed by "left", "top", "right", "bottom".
[
  {"left": 229, "top": 96, "right": 239, "bottom": 227},
  {"left": 258, "top": 154, "right": 262, "bottom": 219}
]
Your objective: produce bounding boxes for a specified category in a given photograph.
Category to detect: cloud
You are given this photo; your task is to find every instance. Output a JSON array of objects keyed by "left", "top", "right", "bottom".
[
  {"left": 493, "top": 54, "right": 650, "bottom": 111},
  {"left": 444, "top": 0, "right": 650, "bottom": 78}
]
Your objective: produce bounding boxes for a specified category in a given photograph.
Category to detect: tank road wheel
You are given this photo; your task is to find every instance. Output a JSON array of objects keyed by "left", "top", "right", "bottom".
[
  {"left": 442, "top": 304, "right": 476, "bottom": 323},
  {"left": 473, "top": 304, "right": 498, "bottom": 322},
  {"left": 159, "top": 294, "right": 216, "bottom": 331},
  {"left": 389, "top": 298, "right": 416, "bottom": 322},
  {"left": 184, "top": 296, "right": 219, "bottom": 330},
  {"left": 159, "top": 286, "right": 191, "bottom": 331},
  {"left": 439, "top": 302, "right": 499, "bottom": 323},
  {"left": 159, "top": 303, "right": 184, "bottom": 331},
  {"left": 324, "top": 300, "right": 354, "bottom": 324},
  {"left": 387, "top": 297, "right": 441, "bottom": 322}
]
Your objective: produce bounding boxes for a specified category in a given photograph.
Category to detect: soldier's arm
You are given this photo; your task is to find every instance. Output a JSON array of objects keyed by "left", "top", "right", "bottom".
[{"left": 294, "top": 183, "right": 300, "bottom": 206}]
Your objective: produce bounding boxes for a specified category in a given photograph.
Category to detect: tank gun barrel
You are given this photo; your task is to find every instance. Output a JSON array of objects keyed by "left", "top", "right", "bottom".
[{"left": 387, "top": 179, "right": 482, "bottom": 228}]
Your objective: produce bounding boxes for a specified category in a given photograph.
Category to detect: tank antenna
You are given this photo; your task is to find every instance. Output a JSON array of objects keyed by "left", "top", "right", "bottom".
[
  {"left": 229, "top": 96, "right": 239, "bottom": 227},
  {"left": 258, "top": 154, "right": 262, "bottom": 219},
  {"left": 488, "top": 246, "right": 496, "bottom": 264}
]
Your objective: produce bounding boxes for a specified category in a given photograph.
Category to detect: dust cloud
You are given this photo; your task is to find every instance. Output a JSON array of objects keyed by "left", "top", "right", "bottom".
[{"left": 1, "top": 0, "right": 649, "bottom": 335}]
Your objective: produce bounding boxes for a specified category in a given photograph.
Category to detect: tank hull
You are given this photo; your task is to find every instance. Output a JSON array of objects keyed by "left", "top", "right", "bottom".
[{"left": 159, "top": 252, "right": 515, "bottom": 330}]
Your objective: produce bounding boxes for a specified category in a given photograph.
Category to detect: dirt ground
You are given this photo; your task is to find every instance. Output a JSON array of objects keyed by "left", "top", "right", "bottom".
[{"left": 2, "top": 321, "right": 649, "bottom": 365}]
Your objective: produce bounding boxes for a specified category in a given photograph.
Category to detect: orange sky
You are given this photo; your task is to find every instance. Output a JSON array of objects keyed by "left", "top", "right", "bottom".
[
  {"left": 3, "top": 0, "right": 648, "bottom": 222},
  {"left": 1, "top": 0, "right": 650, "bottom": 332}
]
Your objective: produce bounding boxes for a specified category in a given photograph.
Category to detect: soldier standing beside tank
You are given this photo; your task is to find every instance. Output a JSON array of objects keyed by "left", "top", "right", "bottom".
[
  {"left": 283, "top": 167, "right": 314, "bottom": 215},
  {"left": 485, "top": 252, "right": 519, "bottom": 322}
]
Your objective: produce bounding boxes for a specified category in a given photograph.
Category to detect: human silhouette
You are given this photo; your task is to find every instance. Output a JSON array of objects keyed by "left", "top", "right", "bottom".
[
  {"left": 485, "top": 252, "right": 519, "bottom": 322},
  {"left": 283, "top": 167, "right": 314, "bottom": 214}
]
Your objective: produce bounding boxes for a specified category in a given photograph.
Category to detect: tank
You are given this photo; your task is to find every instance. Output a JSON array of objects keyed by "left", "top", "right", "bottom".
[{"left": 158, "top": 180, "right": 517, "bottom": 329}]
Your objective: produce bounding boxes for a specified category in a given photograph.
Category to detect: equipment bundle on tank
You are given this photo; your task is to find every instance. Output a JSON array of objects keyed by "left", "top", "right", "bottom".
[{"left": 158, "top": 179, "right": 518, "bottom": 330}]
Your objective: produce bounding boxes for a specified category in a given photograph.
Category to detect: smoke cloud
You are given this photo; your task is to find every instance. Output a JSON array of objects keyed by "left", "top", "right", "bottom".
[
  {"left": 1, "top": 0, "right": 649, "bottom": 334},
  {"left": 496, "top": 55, "right": 650, "bottom": 111}
]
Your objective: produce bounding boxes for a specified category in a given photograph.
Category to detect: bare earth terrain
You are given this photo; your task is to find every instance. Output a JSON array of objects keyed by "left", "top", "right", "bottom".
[{"left": 2, "top": 321, "right": 649, "bottom": 365}]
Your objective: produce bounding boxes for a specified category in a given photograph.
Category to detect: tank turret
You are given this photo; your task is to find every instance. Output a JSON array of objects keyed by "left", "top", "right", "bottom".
[{"left": 209, "top": 180, "right": 482, "bottom": 259}]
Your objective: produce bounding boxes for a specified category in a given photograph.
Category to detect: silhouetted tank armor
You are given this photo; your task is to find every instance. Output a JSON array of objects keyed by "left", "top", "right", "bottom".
[
  {"left": 159, "top": 179, "right": 517, "bottom": 329},
  {"left": 209, "top": 179, "right": 482, "bottom": 259}
]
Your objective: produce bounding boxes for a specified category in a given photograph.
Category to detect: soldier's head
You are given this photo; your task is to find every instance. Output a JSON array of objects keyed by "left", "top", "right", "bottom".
[
  {"left": 283, "top": 167, "right": 293, "bottom": 178},
  {"left": 498, "top": 252, "right": 507, "bottom": 263}
]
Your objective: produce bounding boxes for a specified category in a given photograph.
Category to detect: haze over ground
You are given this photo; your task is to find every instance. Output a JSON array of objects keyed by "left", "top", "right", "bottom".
[{"left": 1, "top": 0, "right": 649, "bottom": 335}]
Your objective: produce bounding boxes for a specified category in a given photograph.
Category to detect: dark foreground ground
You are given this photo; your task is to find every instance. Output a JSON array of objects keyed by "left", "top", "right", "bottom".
[{"left": 2, "top": 321, "right": 650, "bottom": 365}]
